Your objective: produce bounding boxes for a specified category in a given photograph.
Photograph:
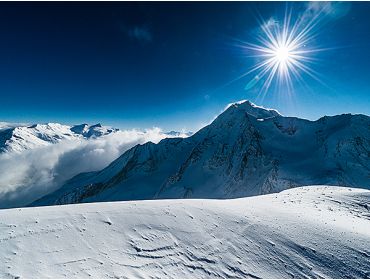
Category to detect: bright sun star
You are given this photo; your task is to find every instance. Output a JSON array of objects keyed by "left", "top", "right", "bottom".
[
  {"left": 275, "top": 46, "right": 290, "bottom": 63},
  {"left": 238, "top": 7, "right": 328, "bottom": 98}
]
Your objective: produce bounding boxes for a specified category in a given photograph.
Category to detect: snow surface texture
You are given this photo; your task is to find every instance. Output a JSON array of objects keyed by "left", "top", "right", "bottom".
[
  {"left": 0, "top": 124, "right": 191, "bottom": 209},
  {"left": 1, "top": 186, "right": 370, "bottom": 278},
  {"left": 33, "top": 100, "right": 370, "bottom": 207}
]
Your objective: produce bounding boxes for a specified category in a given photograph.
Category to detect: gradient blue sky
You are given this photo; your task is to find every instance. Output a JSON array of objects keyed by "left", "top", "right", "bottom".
[{"left": 0, "top": 2, "right": 369, "bottom": 131}]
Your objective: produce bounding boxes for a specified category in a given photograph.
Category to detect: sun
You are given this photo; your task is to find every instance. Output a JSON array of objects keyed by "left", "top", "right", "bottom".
[
  {"left": 238, "top": 7, "right": 327, "bottom": 98},
  {"left": 274, "top": 45, "right": 291, "bottom": 64},
  {"left": 268, "top": 43, "right": 296, "bottom": 75}
]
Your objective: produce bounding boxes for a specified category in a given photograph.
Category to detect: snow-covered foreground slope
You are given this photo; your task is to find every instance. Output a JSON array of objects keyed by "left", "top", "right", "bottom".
[
  {"left": 2, "top": 186, "right": 370, "bottom": 278},
  {"left": 33, "top": 100, "right": 370, "bottom": 207}
]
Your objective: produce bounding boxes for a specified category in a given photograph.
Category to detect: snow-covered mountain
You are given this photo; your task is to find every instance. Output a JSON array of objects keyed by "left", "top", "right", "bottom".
[
  {"left": 165, "top": 130, "right": 193, "bottom": 137},
  {"left": 32, "top": 100, "right": 370, "bottom": 206},
  {"left": 0, "top": 123, "right": 119, "bottom": 153},
  {"left": 3, "top": 186, "right": 370, "bottom": 278}
]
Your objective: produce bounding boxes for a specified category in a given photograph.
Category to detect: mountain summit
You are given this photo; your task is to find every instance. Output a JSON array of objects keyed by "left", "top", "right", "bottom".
[
  {"left": 222, "top": 100, "right": 281, "bottom": 119},
  {"left": 32, "top": 100, "right": 370, "bottom": 206}
]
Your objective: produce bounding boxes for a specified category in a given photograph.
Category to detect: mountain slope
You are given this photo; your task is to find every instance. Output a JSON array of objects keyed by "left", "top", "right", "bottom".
[
  {"left": 2, "top": 186, "right": 370, "bottom": 278},
  {"left": 0, "top": 123, "right": 119, "bottom": 153},
  {"left": 33, "top": 100, "right": 370, "bottom": 206}
]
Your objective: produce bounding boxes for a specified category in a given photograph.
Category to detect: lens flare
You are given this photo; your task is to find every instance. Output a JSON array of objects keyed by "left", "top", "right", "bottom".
[{"left": 238, "top": 6, "right": 330, "bottom": 99}]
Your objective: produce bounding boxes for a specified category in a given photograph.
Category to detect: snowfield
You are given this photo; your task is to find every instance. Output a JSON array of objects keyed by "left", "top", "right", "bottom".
[{"left": 1, "top": 186, "right": 369, "bottom": 278}]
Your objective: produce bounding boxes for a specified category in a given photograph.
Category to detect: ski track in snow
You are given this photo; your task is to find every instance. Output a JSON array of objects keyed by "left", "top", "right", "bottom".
[{"left": 0, "top": 185, "right": 369, "bottom": 278}]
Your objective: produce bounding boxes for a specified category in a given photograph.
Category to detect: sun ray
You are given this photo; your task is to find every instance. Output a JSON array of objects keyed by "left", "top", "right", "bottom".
[{"left": 239, "top": 5, "right": 330, "bottom": 97}]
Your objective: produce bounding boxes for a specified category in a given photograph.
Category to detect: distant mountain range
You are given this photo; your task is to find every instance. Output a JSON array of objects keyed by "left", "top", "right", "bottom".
[
  {"left": 0, "top": 123, "right": 192, "bottom": 154},
  {"left": 32, "top": 100, "right": 370, "bottom": 207},
  {"left": 0, "top": 123, "right": 118, "bottom": 153}
]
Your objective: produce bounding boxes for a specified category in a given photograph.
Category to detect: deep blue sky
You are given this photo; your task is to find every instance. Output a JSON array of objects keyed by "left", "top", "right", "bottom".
[{"left": 0, "top": 2, "right": 369, "bottom": 131}]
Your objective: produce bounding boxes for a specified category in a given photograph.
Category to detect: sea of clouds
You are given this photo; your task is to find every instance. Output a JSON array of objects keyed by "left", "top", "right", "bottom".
[{"left": 0, "top": 128, "right": 188, "bottom": 209}]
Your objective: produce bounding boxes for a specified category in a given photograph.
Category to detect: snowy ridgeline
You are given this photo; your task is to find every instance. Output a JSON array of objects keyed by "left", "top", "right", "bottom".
[
  {"left": 33, "top": 100, "right": 370, "bottom": 207},
  {"left": 1, "top": 186, "right": 369, "bottom": 278},
  {"left": 0, "top": 122, "right": 193, "bottom": 154},
  {"left": 0, "top": 123, "right": 119, "bottom": 153}
]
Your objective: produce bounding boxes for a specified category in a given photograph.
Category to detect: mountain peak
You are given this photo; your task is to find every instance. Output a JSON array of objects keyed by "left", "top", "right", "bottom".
[
  {"left": 1, "top": 122, "right": 119, "bottom": 154},
  {"left": 223, "top": 100, "right": 282, "bottom": 120},
  {"left": 90, "top": 123, "right": 102, "bottom": 128},
  {"left": 70, "top": 123, "right": 89, "bottom": 134},
  {"left": 31, "top": 101, "right": 369, "bottom": 207}
]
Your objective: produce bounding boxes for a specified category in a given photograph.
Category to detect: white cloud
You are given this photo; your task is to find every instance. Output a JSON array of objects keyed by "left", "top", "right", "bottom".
[
  {"left": 0, "top": 128, "right": 186, "bottom": 208},
  {"left": 305, "top": 2, "right": 351, "bottom": 21},
  {"left": 263, "top": 18, "right": 279, "bottom": 30},
  {"left": 128, "top": 26, "right": 152, "bottom": 42},
  {"left": 0, "top": 122, "right": 28, "bottom": 130}
]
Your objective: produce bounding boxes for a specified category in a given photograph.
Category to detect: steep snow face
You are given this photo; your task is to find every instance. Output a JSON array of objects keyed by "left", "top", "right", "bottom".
[
  {"left": 33, "top": 100, "right": 370, "bottom": 207},
  {"left": 2, "top": 186, "right": 370, "bottom": 278},
  {"left": 0, "top": 123, "right": 119, "bottom": 153}
]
